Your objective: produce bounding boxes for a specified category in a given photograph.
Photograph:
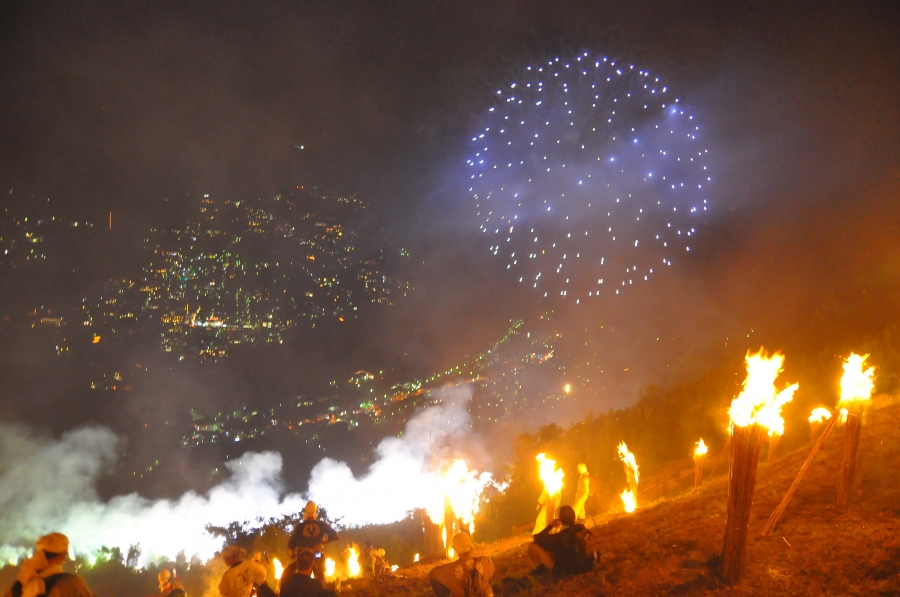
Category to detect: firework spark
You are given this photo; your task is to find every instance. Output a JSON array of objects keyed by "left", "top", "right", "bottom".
[{"left": 468, "top": 52, "right": 710, "bottom": 301}]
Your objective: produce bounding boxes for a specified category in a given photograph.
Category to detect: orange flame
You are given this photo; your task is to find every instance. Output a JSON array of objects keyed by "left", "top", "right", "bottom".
[
  {"left": 620, "top": 489, "right": 636, "bottom": 513},
  {"left": 838, "top": 353, "right": 875, "bottom": 411},
  {"left": 728, "top": 349, "right": 798, "bottom": 435},
  {"left": 413, "top": 553, "right": 420, "bottom": 563},
  {"left": 324, "top": 558, "right": 336, "bottom": 579},
  {"left": 694, "top": 438, "right": 708, "bottom": 457},
  {"left": 272, "top": 557, "right": 284, "bottom": 580},
  {"left": 617, "top": 442, "right": 639, "bottom": 484},
  {"left": 808, "top": 407, "right": 832, "bottom": 424},
  {"left": 347, "top": 545, "right": 361, "bottom": 578},
  {"left": 536, "top": 453, "right": 564, "bottom": 496}
]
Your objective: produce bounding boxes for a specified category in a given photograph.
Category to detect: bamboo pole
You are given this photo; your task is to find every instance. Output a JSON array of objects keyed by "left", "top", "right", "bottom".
[
  {"left": 694, "top": 453, "right": 704, "bottom": 489},
  {"left": 836, "top": 412, "right": 862, "bottom": 509},
  {"left": 767, "top": 433, "right": 781, "bottom": 462},
  {"left": 761, "top": 412, "right": 839, "bottom": 536},
  {"left": 719, "top": 423, "right": 765, "bottom": 583}
]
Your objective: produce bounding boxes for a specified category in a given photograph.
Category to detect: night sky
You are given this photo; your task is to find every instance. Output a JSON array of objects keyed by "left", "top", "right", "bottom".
[{"left": 1, "top": 1, "right": 899, "bottom": 498}]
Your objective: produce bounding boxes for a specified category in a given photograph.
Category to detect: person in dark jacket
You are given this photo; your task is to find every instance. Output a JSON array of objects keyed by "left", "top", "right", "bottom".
[
  {"left": 278, "top": 553, "right": 335, "bottom": 597},
  {"left": 287, "top": 502, "right": 339, "bottom": 581},
  {"left": 527, "top": 505, "right": 596, "bottom": 575}
]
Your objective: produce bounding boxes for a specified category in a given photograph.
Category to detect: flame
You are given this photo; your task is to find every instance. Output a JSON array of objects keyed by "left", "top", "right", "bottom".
[
  {"left": 838, "top": 353, "right": 875, "bottom": 410},
  {"left": 325, "top": 558, "right": 336, "bottom": 578},
  {"left": 273, "top": 557, "right": 284, "bottom": 581},
  {"left": 840, "top": 407, "right": 849, "bottom": 423},
  {"left": 728, "top": 349, "right": 798, "bottom": 435},
  {"left": 620, "top": 489, "right": 636, "bottom": 513},
  {"left": 694, "top": 438, "right": 708, "bottom": 457},
  {"left": 424, "top": 459, "right": 501, "bottom": 557},
  {"left": 564, "top": 383, "right": 571, "bottom": 394},
  {"left": 536, "top": 453, "right": 564, "bottom": 496},
  {"left": 347, "top": 546, "right": 361, "bottom": 578},
  {"left": 414, "top": 553, "right": 420, "bottom": 563},
  {"left": 448, "top": 547, "right": 456, "bottom": 559},
  {"left": 391, "top": 565, "right": 398, "bottom": 572},
  {"left": 808, "top": 407, "right": 832, "bottom": 424},
  {"left": 617, "top": 442, "right": 639, "bottom": 485}
]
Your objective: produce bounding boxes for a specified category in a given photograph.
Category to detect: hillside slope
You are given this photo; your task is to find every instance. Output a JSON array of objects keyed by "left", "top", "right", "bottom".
[{"left": 342, "top": 397, "right": 900, "bottom": 595}]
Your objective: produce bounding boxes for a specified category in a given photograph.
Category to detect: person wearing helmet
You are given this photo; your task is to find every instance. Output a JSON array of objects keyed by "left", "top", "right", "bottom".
[
  {"left": 573, "top": 463, "right": 591, "bottom": 521},
  {"left": 4, "top": 533, "right": 93, "bottom": 597},
  {"left": 157, "top": 570, "right": 186, "bottom": 597},
  {"left": 528, "top": 505, "right": 596, "bottom": 576},
  {"left": 428, "top": 533, "right": 494, "bottom": 597},
  {"left": 287, "top": 502, "right": 339, "bottom": 583},
  {"left": 218, "top": 546, "right": 267, "bottom": 597}
]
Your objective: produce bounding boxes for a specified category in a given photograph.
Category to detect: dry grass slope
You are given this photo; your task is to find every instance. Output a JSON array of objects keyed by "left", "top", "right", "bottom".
[{"left": 342, "top": 398, "right": 900, "bottom": 596}]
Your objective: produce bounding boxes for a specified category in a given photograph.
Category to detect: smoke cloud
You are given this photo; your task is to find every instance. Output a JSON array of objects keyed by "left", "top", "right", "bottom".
[
  {"left": 0, "top": 383, "right": 489, "bottom": 563},
  {"left": 307, "top": 383, "right": 483, "bottom": 526},
  {"left": 0, "top": 425, "right": 305, "bottom": 565}
]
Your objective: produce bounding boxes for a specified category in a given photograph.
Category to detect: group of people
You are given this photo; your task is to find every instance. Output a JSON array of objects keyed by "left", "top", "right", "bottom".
[{"left": 7, "top": 489, "right": 597, "bottom": 597}]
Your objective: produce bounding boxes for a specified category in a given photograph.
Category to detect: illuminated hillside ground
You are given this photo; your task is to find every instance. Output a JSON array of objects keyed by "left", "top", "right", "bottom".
[{"left": 342, "top": 397, "right": 900, "bottom": 595}]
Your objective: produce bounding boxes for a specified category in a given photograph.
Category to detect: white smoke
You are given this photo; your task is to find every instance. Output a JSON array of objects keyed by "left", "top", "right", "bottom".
[
  {"left": 307, "top": 383, "right": 481, "bottom": 525},
  {"left": 0, "top": 383, "right": 488, "bottom": 563},
  {"left": 0, "top": 425, "right": 305, "bottom": 565}
]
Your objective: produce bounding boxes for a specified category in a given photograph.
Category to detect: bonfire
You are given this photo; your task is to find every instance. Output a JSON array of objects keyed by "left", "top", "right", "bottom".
[
  {"left": 694, "top": 438, "right": 708, "bottom": 489},
  {"left": 720, "top": 348, "right": 797, "bottom": 583},
  {"left": 617, "top": 442, "right": 639, "bottom": 513},
  {"left": 835, "top": 353, "right": 875, "bottom": 508}
]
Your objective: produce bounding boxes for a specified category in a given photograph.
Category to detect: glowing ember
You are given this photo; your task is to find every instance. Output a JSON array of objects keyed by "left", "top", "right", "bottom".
[
  {"left": 347, "top": 546, "right": 361, "bottom": 578},
  {"left": 414, "top": 553, "right": 420, "bottom": 563},
  {"left": 620, "top": 489, "right": 636, "bottom": 513},
  {"left": 325, "top": 558, "right": 336, "bottom": 578},
  {"left": 694, "top": 438, "right": 708, "bottom": 457},
  {"left": 272, "top": 557, "right": 284, "bottom": 581},
  {"left": 728, "top": 349, "right": 798, "bottom": 434},
  {"left": 838, "top": 353, "right": 875, "bottom": 410},
  {"left": 564, "top": 383, "right": 571, "bottom": 394},
  {"left": 617, "top": 442, "right": 640, "bottom": 485},
  {"left": 808, "top": 407, "right": 832, "bottom": 423},
  {"left": 536, "top": 453, "right": 564, "bottom": 496}
]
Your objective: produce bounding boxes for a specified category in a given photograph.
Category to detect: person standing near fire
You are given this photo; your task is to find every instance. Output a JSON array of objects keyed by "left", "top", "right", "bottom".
[
  {"left": 287, "top": 502, "right": 340, "bottom": 581},
  {"left": 3, "top": 533, "right": 93, "bottom": 597},
  {"left": 533, "top": 486, "right": 561, "bottom": 535},
  {"left": 428, "top": 533, "right": 494, "bottom": 597},
  {"left": 573, "top": 464, "right": 590, "bottom": 521},
  {"left": 218, "top": 546, "right": 267, "bottom": 597}
]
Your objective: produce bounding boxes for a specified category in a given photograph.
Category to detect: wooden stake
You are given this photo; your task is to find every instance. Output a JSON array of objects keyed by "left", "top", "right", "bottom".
[
  {"left": 694, "top": 454, "right": 704, "bottom": 489},
  {"left": 719, "top": 423, "right": 765, "bottom": 583},
  {"left": 809, "top": 420, "right": 821, "bottom": 446},
  {"left": 761, "top": 412, "right": 839, "bottom": 536},
  {"left": 836, "top": 412, "right": 862, "bottom": 509},
  {"left": 767, "top": 433, "right": 781, "bottom": 462}
]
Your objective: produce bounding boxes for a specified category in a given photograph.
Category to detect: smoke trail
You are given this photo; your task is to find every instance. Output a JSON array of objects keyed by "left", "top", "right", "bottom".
[
  {"left": 0, "top": 425, "right": 305, "bottom": 565},
  {"left": 0, "top": 384, "right": 489, "bottom": 563},
  {"left": 306, "top": 383, "right": 481, "bottom": 525}
]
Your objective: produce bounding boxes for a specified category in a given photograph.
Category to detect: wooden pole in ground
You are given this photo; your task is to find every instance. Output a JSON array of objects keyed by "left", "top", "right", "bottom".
[
  {"left": 836, "top": 412, "right": 862, "bottom": 509},
  {"left": 761, "top": 412, "right": 839, "bottom": 536},
  {"left": 767, "top": 433, "right": 781, "bottom": 462},
  {"left": 809, "top": 420, "right": 821, "bottom": 446},
  {"left": 694, "top": 453, "right": 704, "bottom": 489},
  {"left": 719, "top": 423, "right": 765, "bottom": 583}
]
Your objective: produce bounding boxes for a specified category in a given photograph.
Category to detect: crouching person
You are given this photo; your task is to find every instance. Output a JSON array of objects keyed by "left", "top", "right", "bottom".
[
  {"left": 4, "top": 533, "right": 92, "bottom": 597},
  {"left": 528, "top": 505, "right": 597, "bottom": 576},
  {"left": 428, "top": 533, "right": 494, "bottom": 597}
]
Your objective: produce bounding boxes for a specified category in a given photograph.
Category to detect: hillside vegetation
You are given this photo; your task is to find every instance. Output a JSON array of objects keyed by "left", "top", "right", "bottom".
[{"left": 342, "top": 396, "right": 900, "bottom": 595}]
